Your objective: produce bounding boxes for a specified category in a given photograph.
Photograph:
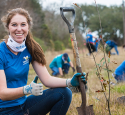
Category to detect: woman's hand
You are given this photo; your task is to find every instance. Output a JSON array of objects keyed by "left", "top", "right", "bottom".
[
  {"left": 23, "top": 76, "right": 43, "bottom": 96},
  {"left": 66, "top": 72, "right": 87, "bottom": 87}
]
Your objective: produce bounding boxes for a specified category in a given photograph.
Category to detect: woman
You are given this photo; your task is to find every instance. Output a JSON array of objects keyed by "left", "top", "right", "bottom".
[
  {"left": 86, "top": 29, "right": 97, "bottom": 56},
  {"left": 0, "top": 8, "right": 87, "bottom": 115}
]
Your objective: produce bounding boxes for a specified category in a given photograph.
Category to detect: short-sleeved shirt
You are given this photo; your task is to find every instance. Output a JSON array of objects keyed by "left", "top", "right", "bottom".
[
  {"left": 49, "top": 54, "right": 70, "bottom": 68},
  {"left": 106, "top": 40, "right": 119, "bottom": 55},
  {"left": 106, "top": 40, "right": 117, "bottom": 48},
  {"left": 86, "top": 33, "right": 93, "bottom": 43},
  {"left": 0, "top": 42, "right": 32, "bottom": 108}
]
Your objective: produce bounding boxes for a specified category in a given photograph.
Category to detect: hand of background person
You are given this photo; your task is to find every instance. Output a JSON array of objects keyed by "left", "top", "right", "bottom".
[
  {"left": 23, "top": 76, "right": 43, "bottom": 96},
  {"left": 66, "top": 72, "right": 87, "bottom": 87},
  {"left": 72, "top": 67, "right": 75, "bottom": 73}
]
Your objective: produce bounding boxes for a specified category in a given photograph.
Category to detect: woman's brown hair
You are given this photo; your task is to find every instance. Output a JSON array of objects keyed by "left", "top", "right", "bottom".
[{"left": 1, "top": 8, "right": 46, "bottom": 65}]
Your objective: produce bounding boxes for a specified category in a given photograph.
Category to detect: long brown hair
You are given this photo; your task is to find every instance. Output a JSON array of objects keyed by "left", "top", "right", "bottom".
[{"left": 1, "top": 8, "right": 46, "bottom": 65}]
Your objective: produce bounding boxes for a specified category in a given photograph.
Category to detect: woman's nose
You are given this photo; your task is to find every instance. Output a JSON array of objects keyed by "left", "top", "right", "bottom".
[{"left": 17, "top": 25, "right": 22, "bottom": 31}]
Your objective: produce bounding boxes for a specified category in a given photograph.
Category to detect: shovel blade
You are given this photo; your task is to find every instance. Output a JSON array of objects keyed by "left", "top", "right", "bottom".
[
  {"left": 116, "top": 96, "right": 125, "bottom": 105},
  {"left": 77, "top": 105, "right": 94, "bottom": 115}
]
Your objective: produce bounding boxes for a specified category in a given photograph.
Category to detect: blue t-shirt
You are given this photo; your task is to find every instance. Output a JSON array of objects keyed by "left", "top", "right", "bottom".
[
  {"left": 0, "top": 42, "right": 32, "bottom": 108},
  {"left": 49, "top": 54, "right": 70, "bottom": 68},
  {"left": 106, "top": 40, "right": 119, "bottom": 55},
  {"left": 106, "top": 40, "right": 117, "bottom": 48},
  {"left": 115, "top": 61, "right": 125, "bottom": 76},
  {"left": 86, "top": 33, "right": 93, "bottom": 43}
]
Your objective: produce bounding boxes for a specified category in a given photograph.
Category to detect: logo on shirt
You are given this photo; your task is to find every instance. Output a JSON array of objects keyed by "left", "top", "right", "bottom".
[{"left": 23, "top": 56, "right": 29, "bottom": 65}]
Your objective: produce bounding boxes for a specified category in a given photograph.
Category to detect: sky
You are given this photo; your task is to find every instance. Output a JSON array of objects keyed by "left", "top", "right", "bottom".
[
  {"left": 41, "top": 0, "right": 123, "bottom": 9},
  {"left": 40, "top": 0, "right": 123, "bottom": 38}
]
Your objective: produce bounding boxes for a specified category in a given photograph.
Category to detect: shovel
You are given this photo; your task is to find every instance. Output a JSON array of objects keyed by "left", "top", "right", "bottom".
[{"left": 60, "top": 7, "right": 94, "bottom": 115}]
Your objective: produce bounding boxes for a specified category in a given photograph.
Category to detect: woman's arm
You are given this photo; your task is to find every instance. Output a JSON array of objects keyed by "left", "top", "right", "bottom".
[
  {"left": 0, "top": 70, "right": 24, "bottom": 101},
  {"left": 32, "top": 61, "right": 67, "bottom": 88}
]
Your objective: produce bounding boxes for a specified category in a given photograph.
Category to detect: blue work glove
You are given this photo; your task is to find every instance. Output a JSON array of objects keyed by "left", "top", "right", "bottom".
[
  {"left": 66, "top": 72, "right": 87, "bottom": 87},
  {"left": 71, "top": 72, "right": 87, "bottom": 87},
  {"left": 23, "top": 76, "right": 43, "bottom": 96}
]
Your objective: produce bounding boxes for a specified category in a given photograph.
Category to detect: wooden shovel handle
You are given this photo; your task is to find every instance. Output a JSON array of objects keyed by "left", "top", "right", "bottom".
[{"left": 70, "top": 33, "right": 86, "bottom": 114}]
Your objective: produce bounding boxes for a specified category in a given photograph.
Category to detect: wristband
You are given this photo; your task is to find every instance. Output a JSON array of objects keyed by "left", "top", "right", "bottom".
[{"left": 66, "top": 79, "right": 72, "bottom": 87}]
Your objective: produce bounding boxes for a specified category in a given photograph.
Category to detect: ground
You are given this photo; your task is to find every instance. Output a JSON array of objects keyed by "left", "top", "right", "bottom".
[{"left": 28, "top": 47, "right": 125, "bottom": 115}]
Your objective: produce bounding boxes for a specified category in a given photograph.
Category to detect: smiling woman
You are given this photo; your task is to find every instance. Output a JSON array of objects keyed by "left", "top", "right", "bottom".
[
  {"left": 0, "top": 8, "right": 87, "bottom": 115},
  {"left": 8, "top": 14, "right": 29, "bottom": 44}
]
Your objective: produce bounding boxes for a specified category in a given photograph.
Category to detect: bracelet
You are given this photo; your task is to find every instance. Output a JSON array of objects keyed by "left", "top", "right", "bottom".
[
  {"left": 23, "top": 86, "right": 27, "bottom": 95},
  {"left": 66, "top": 79, "right": 72, "bottom": 87}
]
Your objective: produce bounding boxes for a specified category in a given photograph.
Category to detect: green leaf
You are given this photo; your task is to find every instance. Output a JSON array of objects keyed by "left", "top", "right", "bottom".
[
  {"left": 100, "top": 57, "right": 104, "bottom": 62},
  {"left": 96, "top": 63, "right": 101, "bottom": 68},
  {"left": 108, "top": 58, "right": 110, "bottom": 63},
  {"left": 102, "top": 61, "right": 105, "bottom": 67}
]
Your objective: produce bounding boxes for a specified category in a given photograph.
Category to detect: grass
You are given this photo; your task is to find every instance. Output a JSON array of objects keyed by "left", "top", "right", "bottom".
[
  {"left": 27, "top": 46, "right": 125, "bottom": 115},
  {"left": 113, "top": 84, "right": 125, "bottom": 93}
]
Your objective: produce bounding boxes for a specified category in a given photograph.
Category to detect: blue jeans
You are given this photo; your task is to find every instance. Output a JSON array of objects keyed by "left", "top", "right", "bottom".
[
  {"left": 95, "top": 42, "right": 99, "bottom": 52},
  {"left": 51, "top": 63, "right": 70, "bottom": 76},
  {"left": 62, "top": 63, "right": 70, "bottom": 74},
  {"left": 0, "top": 87, "right": 72, "bottom": 115},
  {"left": 115, "top": 75, "right": 125, "bottom": 82}
]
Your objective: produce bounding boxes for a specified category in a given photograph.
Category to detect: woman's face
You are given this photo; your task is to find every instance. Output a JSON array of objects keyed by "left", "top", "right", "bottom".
[{"left": 8, "top": 14, "right": 29, "bottom": 44}]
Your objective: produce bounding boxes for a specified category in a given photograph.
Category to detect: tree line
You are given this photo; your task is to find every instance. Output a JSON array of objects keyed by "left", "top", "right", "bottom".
[
  {"left": 75, "top": 4, "right": 123, "bottom": 45},
  {"left": 0, "top": 0, "right": 124, "bottom": 51}
]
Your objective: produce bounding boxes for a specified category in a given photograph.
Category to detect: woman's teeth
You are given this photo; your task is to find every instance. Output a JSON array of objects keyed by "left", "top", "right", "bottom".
[{"left": 16, "top": 34, "right": 23, "bottom": 36}]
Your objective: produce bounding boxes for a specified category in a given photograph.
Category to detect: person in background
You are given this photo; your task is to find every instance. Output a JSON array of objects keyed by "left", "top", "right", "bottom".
[
  {"left": 94, "top": 35, "right": 102, "bottom": 52},
  {"left": 86, "top": 29, "right": 97, "bottom": 56},
  {"left": 0, "top": 8, "right": 87, "bottom": 115},
  {"left": 112, "top": 60, "right": 125, "bottom": 83},
  {"left": 49, "top": 53, "right": 75, "bottom": 76},
  {"left": 105, "top": 40, "right": 119, "bottom": 55}
]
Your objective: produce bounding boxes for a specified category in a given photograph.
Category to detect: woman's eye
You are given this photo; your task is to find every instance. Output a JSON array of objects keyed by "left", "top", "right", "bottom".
[
  {"left": 12, "top": 24, "right": 17, "bottom": 26},
  {"left": 22, "top": 24, "right": 26, "bottom": 26}
]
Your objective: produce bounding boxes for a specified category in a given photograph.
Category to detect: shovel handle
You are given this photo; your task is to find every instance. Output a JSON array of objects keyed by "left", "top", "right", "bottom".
[
  {"left": 60, "top": 7, "right": 75, "bottom": 33},
  {"left": 33, "top": 76, "right": 38, "bottom": 83},
  {"left": 70, "top": 33, "right": 86, "bottom": 115},
  {"left": 60, "top": 7, "right": 94, "bottom": 115},
  {"left": 60, "top": 7, "right": 87, "bottom": 114}
]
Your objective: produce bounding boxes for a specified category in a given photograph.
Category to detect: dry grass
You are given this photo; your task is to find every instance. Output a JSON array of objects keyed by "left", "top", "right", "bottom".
[{"left": 28, "top": 47, "right": 125, "bottom": 115}]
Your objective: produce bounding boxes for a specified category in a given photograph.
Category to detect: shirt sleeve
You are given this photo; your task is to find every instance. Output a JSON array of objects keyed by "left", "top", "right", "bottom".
[
  {"left": 0, "top": 51, "right": 4, "bottom": 70},
  {"left": 56, "top": 59, "right": 62, "bottom": 68},
  {"left": 67, "top": 57, "right": 70, "bottom": 63}
]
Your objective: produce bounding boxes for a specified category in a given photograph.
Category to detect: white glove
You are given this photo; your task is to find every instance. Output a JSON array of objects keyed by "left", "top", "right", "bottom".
[{"left": 23, "top": 76, "right": 43, "bottom": 96}]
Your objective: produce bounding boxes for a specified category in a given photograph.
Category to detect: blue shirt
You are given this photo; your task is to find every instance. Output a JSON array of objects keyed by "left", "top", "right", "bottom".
[
  {"left": 49, "top": 54, "right": 70, "bottom": 68},
  {"left": 115, "top": 61, "right": 125, "bottom": 76},
  {"left": 0, "top": 42, "right": 32, "bottom": 108},
  {"left": 86, "top": 33, "right": 93, "bottom": 43},
  {"left": 106, "top": 40, "right": 119, "bottom": 55}
]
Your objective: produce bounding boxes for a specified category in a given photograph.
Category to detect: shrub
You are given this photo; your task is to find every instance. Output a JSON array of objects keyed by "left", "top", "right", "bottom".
[
  {"left": 54, "top": 40, "right": 65, "bottom": 51},
  {"left": 33, "top": 36, "right": 48, "bottom": 51}
]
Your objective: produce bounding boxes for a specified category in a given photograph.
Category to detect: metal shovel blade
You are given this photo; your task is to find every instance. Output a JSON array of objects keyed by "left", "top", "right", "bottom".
[
  {"left": 116, "top": 96, "right": 125, "bottom": 105},
  {"left": 77, "top": 105, "right": 95, "bottom": 115}
]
